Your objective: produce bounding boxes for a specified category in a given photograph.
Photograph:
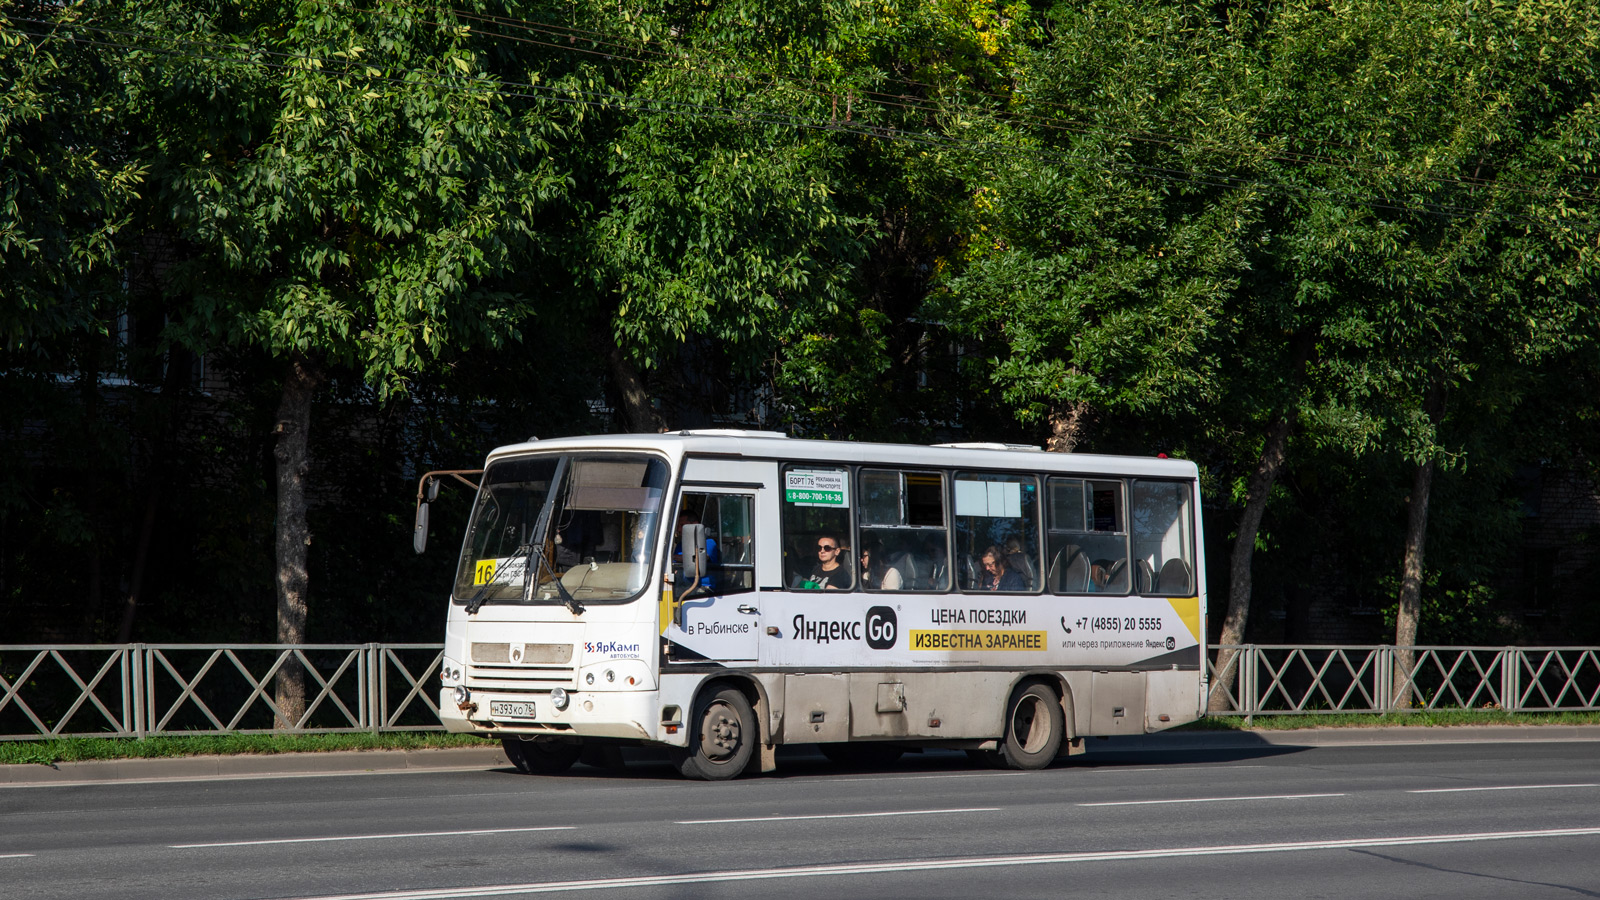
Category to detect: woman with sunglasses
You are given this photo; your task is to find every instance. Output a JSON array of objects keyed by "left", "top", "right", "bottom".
[{"left": 803, "top": 534, "right": 854, "bottom": 590}]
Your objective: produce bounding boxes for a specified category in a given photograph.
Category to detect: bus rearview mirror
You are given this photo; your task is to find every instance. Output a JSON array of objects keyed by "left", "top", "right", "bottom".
[
  {"left": 413, "top": 501, "right": 430, "bottom": 554},
  {"left": 682, "top": 523, "right": 708, "bottom": 582}
]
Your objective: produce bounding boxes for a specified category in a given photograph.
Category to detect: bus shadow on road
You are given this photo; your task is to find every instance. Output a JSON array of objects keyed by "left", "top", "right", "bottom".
[{"left": 484, "top": 734, "right": 1307, "bottom": 781}]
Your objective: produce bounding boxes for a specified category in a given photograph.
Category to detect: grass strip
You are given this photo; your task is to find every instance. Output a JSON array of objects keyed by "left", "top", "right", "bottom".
[
  {"left": 1178, "top": 710, "right": 1600, "bottom": 731},
  {"left": 0, "top": 732, "right": 493, "bottom": 766}
]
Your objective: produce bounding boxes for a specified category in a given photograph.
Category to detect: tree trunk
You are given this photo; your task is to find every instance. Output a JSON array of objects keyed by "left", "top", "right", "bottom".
[
  {"left": 1207, "top": 414, "right": 1294, "bottom": 712},
  {"left": 273, "top": 353, "right": 321, "bottom": 729},
  {"left": 1392, "top": 384, "right": 1445, "bottom": 707},
  {"left": 115, "top": 489, "right": 159, "bottom": 644},
  {"left": 606, "top": 342, "right": 663, "bottom": 434}
]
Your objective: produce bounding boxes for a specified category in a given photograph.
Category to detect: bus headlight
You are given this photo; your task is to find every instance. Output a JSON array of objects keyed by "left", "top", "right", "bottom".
[
  {"left": 452, "top": 685, "right": 470, "bottom": 706},
  {"left": 550, "top": 687, "right": 570, "bottom": 711}
]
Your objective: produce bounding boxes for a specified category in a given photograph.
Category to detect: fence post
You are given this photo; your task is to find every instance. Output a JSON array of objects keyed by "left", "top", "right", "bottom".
[
  {"left": 1376, "top": 647, "right": 1393, "bottom": 714},
  {"left": 1242, "top": 645, "right": 1256, "bottom": 725},
  {"left": 368, "top": 644, "right": 381, "bottom": 734},
  {"left": 131, "top": 644, "right": 147, "bottom": 739},
  {"left": 1501, "top": 647, "right": 1521, "bottom": 712}
]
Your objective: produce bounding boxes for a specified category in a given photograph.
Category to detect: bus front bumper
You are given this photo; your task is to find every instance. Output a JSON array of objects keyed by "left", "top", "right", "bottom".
[{"left": 439, "top": 687, "right": 662, "bottom": 742}]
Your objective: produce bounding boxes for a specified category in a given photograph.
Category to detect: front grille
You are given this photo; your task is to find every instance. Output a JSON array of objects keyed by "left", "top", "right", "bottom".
[
  {"left": 471, "top": 642, "right": 572, "bottom": 664},
  {"left": 466, "top": 662, "right": 576, "bottom": 694}
]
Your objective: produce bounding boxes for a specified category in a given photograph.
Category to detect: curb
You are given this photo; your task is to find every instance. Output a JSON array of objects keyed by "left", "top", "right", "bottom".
[{"left": 0, "top": 746, "right": 509, "bottom": 787}]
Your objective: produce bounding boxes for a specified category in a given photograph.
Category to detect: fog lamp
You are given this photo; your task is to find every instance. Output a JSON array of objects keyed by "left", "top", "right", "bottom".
[
  {"left": 452, "top": 685, "right": 470, "bottom": 705},
  {"left": 551, "top": 687, "right": 570, "bottom": 711}
]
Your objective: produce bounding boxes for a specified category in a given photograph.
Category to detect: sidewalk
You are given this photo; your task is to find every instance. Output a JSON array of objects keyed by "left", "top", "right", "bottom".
[{"left": 4, "top": 725, "right": 1598, "bottom": 786}]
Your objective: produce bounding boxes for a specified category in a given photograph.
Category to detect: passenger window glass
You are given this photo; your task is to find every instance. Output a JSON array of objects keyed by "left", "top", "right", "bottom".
[
  {"left": 857, "top": 469, "right": 949, "bottom": 592},
  {"left": 782, "top": 467, "right": 856, "bottom": 591},
  {"left": 671, "top": 492, "right": 755, "bottom": 595},
  {"left": 1132, "top": 480, "right": 1195, "bottom": 595},
  {"left": 1046, "top": 477, "right": 1130, "bottom": 594},
  {"left": 953, "top": 473, "right": 1040, "bottom": 592}
]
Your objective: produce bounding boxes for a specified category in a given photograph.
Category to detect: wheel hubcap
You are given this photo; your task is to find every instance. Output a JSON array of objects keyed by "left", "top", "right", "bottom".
[
  {"left": 1013, "top": 696, "right": 1047, "bottom": 753},
  {"left": 700, "top": 701, "right": 741, "bottom": 760}
]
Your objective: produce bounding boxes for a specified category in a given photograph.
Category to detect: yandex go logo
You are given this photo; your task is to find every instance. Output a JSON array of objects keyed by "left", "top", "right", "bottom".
[{"left": 865, "top": 606, "right": 898, "bottom": 650}]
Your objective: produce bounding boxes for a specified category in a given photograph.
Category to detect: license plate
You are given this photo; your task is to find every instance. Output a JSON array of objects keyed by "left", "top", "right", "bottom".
[{"left": 490, "top": 701, "right": 537, "bottom": 719}]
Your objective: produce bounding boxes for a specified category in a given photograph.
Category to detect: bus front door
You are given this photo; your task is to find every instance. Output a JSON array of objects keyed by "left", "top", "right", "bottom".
[{"left": 667, "top": 488, "right": 760, "bottom": 662}]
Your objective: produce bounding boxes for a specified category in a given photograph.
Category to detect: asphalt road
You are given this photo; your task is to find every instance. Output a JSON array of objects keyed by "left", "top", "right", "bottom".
[{"left": 4, "top": 739, "right": 1599, "bottom": 899}]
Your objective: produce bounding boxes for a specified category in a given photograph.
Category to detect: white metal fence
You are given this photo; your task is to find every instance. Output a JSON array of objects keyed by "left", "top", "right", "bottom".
[
  {"left": 5, "top": 643, "right": 1600, "bottom": 740},
  {"left": 0, "top": 644, "right": 443, "bottom": 741},
  {"left": 1207, "top": 645, "right": 1600, "bottom": 716}
]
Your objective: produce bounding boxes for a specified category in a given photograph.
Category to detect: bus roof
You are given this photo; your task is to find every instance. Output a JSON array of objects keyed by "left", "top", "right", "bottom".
[{"left": 484, "top": 430, "right": 1199, "bottom": 480}]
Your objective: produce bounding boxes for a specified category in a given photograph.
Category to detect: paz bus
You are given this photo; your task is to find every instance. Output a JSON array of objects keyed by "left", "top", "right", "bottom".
[{"left": 416, "top": 430, "right": 1206, "bottom": 780}]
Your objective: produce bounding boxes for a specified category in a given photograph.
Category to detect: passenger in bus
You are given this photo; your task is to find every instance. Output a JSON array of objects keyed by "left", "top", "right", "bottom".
[
  {"left": 977, "top": 546, "right": 1025, "bottom": 591},
  {"left": 803, "top": 535, "right": 854, "bottom": 590},
  {"left": 1088, "top": 558, "right": 1115, "bottom": 592},
  {"left": 859, "top": 542, "right": 903, "bottom": 591},
  {"left": 1004, "top": 537, "right": 1037, "bottom": 590}
]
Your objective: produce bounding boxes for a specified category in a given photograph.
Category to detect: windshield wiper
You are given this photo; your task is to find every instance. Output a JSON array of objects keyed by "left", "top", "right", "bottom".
[{"left": 524, "top": 543, "right": 586, "bottom": 616}]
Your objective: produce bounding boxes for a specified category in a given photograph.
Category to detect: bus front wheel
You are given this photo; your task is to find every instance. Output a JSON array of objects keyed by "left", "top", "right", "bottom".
[
  {"left": 671, "top": 686, "right": 756, "bottom": 781},
  {"left": 502, "top": 736, "right": 581, "bottom": 775},
  {"left": 997, "top": 682, "right": 1064, "bottom": 770}
]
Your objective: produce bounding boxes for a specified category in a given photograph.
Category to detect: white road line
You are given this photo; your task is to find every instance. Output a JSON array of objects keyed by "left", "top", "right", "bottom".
[
  {"left": 1079, "top": 792, "right": 1344, "bottom": 807},
  {"left": 0, "top": 853, "right": 35, "bottom": 859},
  {"left": 677, "top": 807, "right": 999, "bottom": 825},
  {"left": 171, "top": 826, "right": 573, "bottom": 849},
  {"left": 268, "top": 825, "right": 1600, "bottom": 900},
  {"left": 1407, "top": 783, "right": 1599, "bottom": 794}
]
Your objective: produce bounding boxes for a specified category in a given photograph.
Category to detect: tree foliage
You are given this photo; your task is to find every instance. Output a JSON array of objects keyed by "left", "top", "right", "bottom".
[{"left": 3, "top": 0, "right": 1598, "bottom": 649}]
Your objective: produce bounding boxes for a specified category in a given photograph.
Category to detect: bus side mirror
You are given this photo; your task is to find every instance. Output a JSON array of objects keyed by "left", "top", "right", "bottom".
[
  {"left": 413, "top": 501, "right": 430, "bottom": 554},
  {"left": 681, "top": 523, "right": 708, "bottom": 582},
  {"left": 426, "top": 477, "right": 441, "bottom": 502}
]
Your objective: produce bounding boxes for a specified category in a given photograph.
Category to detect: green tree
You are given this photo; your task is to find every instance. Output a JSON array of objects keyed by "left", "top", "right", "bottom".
[{"left": 75, "top": 0, "right": 573, "bottom": 721}]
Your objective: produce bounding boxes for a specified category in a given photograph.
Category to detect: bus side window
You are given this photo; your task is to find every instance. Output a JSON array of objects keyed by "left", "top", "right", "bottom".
[
  {"left": 782, "top": 466, "right": 856, "bottom": 591},
  {"left": 1131, "top": 480, "right": 1194, "bottom": 595},
  {"left": 857, "top": 469, "right": 948, "bottom": 591},
  {"left": 953, "top": 473, "right": 1040, "bottom": 593},
  {"left": 1046, "top": 477, "right": 1130, "bottom": 595}
]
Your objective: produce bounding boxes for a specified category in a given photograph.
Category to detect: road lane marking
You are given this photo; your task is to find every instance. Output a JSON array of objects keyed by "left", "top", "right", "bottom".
[
  {"left": 677, "top": 807, "right": 999, "bottom": 825},
  {"left": 171, "top": 826, "right": 573, "bottom": 849},
  {"left": 266, "top": 825, "right": 1600, "bottom": 899},
  {"left": 0, "top": 853, "right": 34, "bottom": 859},
  {"left": 1407, "top": 783, "right": 1598, "bottom": 794},
  {"left": 1079, "top": 792, "right": 1344, "bottom": 807}
]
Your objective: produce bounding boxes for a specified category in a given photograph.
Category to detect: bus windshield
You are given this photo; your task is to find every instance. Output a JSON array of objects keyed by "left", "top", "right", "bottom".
[{"left": 452, "top": 454, "right": 670, "bottom": 606}]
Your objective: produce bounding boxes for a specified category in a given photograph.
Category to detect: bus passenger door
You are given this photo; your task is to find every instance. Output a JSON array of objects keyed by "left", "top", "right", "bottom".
[{"left": 666, "top": 484, "right": 764, "bottom": 663}]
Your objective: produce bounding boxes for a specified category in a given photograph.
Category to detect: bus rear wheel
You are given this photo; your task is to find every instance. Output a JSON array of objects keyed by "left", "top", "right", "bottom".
[
  {"left": 997, "top": 682, "right": 1064, "bottom": 770},
  {"left": 671, "top": 686, "right": 756, "bottom": 781},
  {"left": 502, "top": 736, "right": 581, "bottom": 775}
]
